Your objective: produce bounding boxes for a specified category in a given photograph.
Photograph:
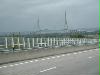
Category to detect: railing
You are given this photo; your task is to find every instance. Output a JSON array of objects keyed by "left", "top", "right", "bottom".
[{"left": 0, "top": 36, "right": 98, "bottom": 53}]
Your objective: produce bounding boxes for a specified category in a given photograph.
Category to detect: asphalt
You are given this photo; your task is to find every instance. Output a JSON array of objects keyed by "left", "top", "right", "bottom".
[
  {"left": 0, "top": 48, "right": 99, "bottom": 75},
  {"left": 0, "top": 45, "right": 98, "bottom": 65}
]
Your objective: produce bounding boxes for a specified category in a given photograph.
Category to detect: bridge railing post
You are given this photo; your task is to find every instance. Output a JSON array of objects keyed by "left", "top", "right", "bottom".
[
  {"left": 5, "top": 37, "right": 8, "bottom": 49},
  {"left": 23, "top": 37, "right": 25, "bottom": 49}
]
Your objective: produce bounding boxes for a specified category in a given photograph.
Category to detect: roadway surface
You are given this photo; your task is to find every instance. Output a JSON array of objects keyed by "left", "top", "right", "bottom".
[{"left": 0, "top": 48, "right": 99, "bottom": 75}]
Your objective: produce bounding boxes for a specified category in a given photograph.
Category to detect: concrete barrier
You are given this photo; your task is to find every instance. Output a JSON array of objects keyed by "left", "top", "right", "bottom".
[{"left": 0, "top": 45, "right": 98, "bottom": 65}]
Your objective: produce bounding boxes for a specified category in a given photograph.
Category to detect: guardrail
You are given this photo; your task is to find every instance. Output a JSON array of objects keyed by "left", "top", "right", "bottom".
[{"left": 0, "top": 37, "right": 98, "bottom": 53}]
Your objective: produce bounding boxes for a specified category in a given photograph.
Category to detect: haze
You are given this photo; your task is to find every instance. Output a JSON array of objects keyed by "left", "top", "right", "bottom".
[{"left": 0, "top": 0, "right": 99, "bottom": 32}]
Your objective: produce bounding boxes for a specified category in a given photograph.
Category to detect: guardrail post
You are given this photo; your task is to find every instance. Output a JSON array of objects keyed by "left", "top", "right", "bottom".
[
  {"left": 40, "top": 37, "right": 42, "bottom": 47},
  {"left": 36, "top": 38, "right": 39, "bottom": 47},
  {"left": 63, "top": 38, "right": 66, "bottom": 45},
  {"left": 47, "top": 37, "right": 49, "bottom": 47},
  {"left": 50, "top": 38, "right": 52, "bottom": 47},
  {"left": 44, "top": 38, "right": 47, "bottom": 47},
  {"left": 23, "top": 37, "right": 25, "bottom": 49},
  {"left": 5, "top": 37, "right": 8, "bottom": 49},
  {"left": 56, "top": 38, "right": 59, "bottom": 46},
  {"left": 17, "top": 37, "right": 20, "bottom": 50},
  {"left": 53, "top": 38, "right": 55, "bottom": 46},
  {"left": 27, "top": 38, "right": 31, "bottom": 49},
  {"left": 32, "top": 38, "right": 34, "bottom": 48},
  {"left": 11, "top": 37, "right": 14, "bottom": 48}
]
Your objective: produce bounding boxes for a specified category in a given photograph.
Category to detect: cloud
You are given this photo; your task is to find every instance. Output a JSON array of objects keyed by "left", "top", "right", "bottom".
[{"left": 0, "top": 0, "right": 99, "bottom": 32}]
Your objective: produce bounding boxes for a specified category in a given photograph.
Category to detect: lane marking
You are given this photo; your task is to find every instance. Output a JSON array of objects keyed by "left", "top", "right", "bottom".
[
  {"left": 83, "top": 51, "right": 87, "bottom": 53},
  {"left": 35, "top": 60, "right": 39, "bottom": 62},
  {"left": 14, "top": 64, "right": 19, "bottom": 66},
  {"left": 51, "top": 57, "right": 56, "bottom": 59},
  {"left": 41, "top": 59, "right": 45, "bottom": 60},
  {"left": 29, "top": 61, "right": 33, "bottom": 62},
  {"left": 2, "top": 66, "right": 7, "bottom": 68},
  {"left": 73, "top": 53, "right": 78, "bottom": 55},
  {"left": 0, "top": 49, "right": 97, "bottom": 69},
  {"left": 61, "top": 54, "right": 65, "bottom": 56},
  {"left": 78, "top": 52, "right": 82, "bottom": 54},
  {"left": 40, "top": 67, "right": 56, "bottom": 73},
  {"left": 88, "top": 56, "right": 92, "bottom": 59},
  {"left": 19, "top": 63, "right": 24, "bottom": 65},
  {"left": 46, "top": 58, "right": 50, "bottom": 59},
  {"left": 94, "top": 49, "right": 97, "bottom": 51},
  {"left": 24, "top": 62, "right": 29, "bottom": 63},
  {"left": 56, "top": 56, "right": 60, "bottom": 58},
  {"left": 9, "top": 65, "right": 14, "bottom": 67}
]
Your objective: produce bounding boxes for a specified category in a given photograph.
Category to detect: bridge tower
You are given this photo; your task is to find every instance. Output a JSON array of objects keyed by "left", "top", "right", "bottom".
[
  {"left": 64, "top": 11, "right": 68, "bottom": 33},
  {"left": 37, "top": 16, "right": 41, "bottom": 34}
]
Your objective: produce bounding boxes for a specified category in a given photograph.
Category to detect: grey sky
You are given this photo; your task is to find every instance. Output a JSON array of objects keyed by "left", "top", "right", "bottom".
[{"left": 0, "top": 0, "right": 99, "bottom": 32}]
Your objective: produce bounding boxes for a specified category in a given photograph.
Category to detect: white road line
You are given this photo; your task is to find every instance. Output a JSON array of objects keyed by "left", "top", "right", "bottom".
[
  {"left": 2, "top": 66, "right": 7, "bottom": 68},
  {"left": 51, "top": 57, "right": 56, "bottom": 59},
  {"left": 61, "top": 54, "right": 65, "bottom": 56},
  {"left": 78, "top": 52, "right": 82, "bottom": 54},
  {"left": 88, "top": 56, "right": 92, "bottom": 59},
  {"left": 56, "top": 56, "right": 60, "bottom": 58},
  {"left": 9, "top": 65, "right": 14, "bottom": 67},
  {"left": 41, "top": 59, "right": 46, "bottom": 61},
  {"left": 35, "top": 60, "right": 39, "bottom": 62},
  {"left": 46, "top": 58, "right": 50, "bottom": 60},
  {"left": 24, "top": 62, "right": 29, "bottom": 63},
  {"left": 14, "top": 64, "right": 19, "bottom": 66},
  {"left": 40, "top": 67, "right": 56, "bottom": 73},
  {"left": 19, "top": 63, "right": 24, "bottom": 65},
  {"left": 83, "top": 51, "right": 87, "bottom": 53},
  {"left": 29, "top": 61, "right": 33, "bottom": 62},
  {"left": 73, "top": 53, "right": 78, "bottom": 55}
]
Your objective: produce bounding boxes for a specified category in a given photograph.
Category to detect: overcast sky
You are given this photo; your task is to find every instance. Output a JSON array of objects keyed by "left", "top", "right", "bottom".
[{"left": 0, "top": 0, "right": 99, "bottom": 32}]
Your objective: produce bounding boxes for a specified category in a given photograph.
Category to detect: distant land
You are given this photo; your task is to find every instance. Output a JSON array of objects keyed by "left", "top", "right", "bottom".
[{"left": 0, "top": 27, "right": 99, "bottom": 36}]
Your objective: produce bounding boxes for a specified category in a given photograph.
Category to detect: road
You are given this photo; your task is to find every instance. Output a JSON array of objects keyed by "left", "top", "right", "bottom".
[{"left": 0, "top": 48, "right": 99, "bottom": 75}]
